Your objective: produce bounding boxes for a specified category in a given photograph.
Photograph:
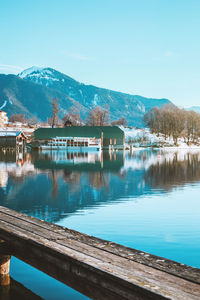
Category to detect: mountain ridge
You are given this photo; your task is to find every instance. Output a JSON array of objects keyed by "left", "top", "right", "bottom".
[
  {"left": 0, "top": 67, "right": 172, "bottom": 126},
  {"left": 185, "top": 106, "right": 200, "bottom": 114}
]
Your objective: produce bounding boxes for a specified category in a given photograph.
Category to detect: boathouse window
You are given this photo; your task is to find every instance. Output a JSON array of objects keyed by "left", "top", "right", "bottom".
[
  {"left": 114, "top": 138, "right": 116, "bottom": 145},
  {"left": 110, "top": 138, "right": 112, "bottom": 144}
]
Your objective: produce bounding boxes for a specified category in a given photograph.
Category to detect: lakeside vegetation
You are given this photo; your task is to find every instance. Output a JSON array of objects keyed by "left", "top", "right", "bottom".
[
  {"left": 2, "top": 101, "right": 200, "bottom": 149},
  {"left": 144, "top": 104, "right": 200, "bottom": 145}
]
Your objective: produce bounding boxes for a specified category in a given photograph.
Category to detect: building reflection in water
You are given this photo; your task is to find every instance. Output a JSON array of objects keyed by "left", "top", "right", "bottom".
[
  {"left": 1, "top": 149, "right": 200, "bottom": 222},
  {"left": 0, "top": 151, "right": 35, "bottom": 192}
]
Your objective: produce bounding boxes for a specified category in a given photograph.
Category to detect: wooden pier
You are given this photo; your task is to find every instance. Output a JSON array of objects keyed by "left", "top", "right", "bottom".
[{"left": 0, "top": 206, "right": 199, "bottom": 300}]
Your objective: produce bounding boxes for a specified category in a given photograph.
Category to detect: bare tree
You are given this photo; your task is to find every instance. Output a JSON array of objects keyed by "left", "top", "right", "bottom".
[
  {"left": 86, "top": 105, "right": 110, "bottom": 126},
  {"left": 144, "top": 104, "right": 200, "bottom": 145},
  {"left": 63, "top": 106, "right": 83, "bottom": 126},
  {"left": 111, "top": 117, "right": 127, "bottom": 126},
  {"left": 9, "top": 114, "right": 26, "bottom": 123},
  {"left": 186, "top": 110, "right": 200, "bottom": 143},
  {"left": 27, "top": 116, "right": 38, "bottom": 127},
  {"left": 51, "top": 98, "right": 59, "bottom": 128},
  {"left": 143, "top": 107, "right": 159, "bottom": 134}
]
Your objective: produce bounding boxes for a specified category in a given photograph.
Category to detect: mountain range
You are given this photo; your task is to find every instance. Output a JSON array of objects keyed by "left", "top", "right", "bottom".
[
  {"left": 0, "top": 67, "right": 172, "bottom": 127},
  {"left": 185, "top": 106, "right": 200, "bottom": 114}
]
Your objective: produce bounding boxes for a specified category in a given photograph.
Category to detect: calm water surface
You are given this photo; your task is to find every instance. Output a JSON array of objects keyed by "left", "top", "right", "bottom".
[{"left": 0, "top": 149, "right": 200, "bottom": 299}]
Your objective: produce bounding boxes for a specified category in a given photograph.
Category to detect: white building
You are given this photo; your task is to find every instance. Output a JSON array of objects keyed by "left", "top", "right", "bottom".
[{"left": 0, "top": 110, "right": 8, "bottom": 128}]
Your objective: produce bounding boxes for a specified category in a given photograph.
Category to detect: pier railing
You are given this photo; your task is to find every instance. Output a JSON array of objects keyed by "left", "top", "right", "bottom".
[{"left": 0, "top": 206, "right": 199, "bottom": 300}]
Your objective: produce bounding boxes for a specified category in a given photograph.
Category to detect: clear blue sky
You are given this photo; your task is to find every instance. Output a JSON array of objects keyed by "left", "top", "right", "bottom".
[{"left": 1, "top": 0, "right": 200, "bottom": 107}]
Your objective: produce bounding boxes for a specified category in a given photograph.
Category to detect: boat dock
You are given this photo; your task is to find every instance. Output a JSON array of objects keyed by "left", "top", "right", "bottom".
[{"left": 0, "top": 206, "right": 199, "bottom": 299}]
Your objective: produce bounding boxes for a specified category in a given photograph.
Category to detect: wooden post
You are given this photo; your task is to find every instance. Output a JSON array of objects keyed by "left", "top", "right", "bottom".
[
  {"left": 0, "top": 254, "right": 10, "bottom": 286},
  {"left": 0, "top": 241, "right": 11, "bottom": 300}
]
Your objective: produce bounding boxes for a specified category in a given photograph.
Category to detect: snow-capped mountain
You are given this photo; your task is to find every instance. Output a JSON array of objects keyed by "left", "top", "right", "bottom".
[
  {"left": 185, "top": 106, "right": 200, "bottom": 114},
  {"left": 19, "top": 67, "right": 77, "bottom": 87},
  {"left": 0, "top": 67, "right": 172, "bottom": 126}
]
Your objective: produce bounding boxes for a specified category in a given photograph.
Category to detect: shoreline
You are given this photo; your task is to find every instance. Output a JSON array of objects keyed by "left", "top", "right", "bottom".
[{"left": 126, "top": 145, "right": 200, "bottom": 150}]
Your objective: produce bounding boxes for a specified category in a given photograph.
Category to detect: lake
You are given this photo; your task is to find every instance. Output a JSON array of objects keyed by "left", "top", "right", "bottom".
[{"left": 0, "top": 149, "right": 200, "bottom": 299}]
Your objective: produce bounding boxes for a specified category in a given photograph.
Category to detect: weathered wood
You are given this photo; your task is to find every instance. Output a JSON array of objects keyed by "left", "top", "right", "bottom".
[
  {"left": 1, "top": 206, "right": 199, "bottom": 285},
  {"left": 0, "top": 241, "right": 10, "bottom": 287},
  {"left": 0, "top": 206, "right": 199, "bottom": 300},
  {"left": 0, "top": 241, "right": 11, "bottom": 300}
]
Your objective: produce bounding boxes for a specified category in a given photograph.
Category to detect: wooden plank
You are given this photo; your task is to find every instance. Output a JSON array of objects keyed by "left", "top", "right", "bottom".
[
  {"left": 1, "top": 206, "right": 199, "bottom": 285},
  {"left": 0, "top": 221, "right": 153, "bottom": 300},
  {"left": 0, "top": 207, "right": 199, "bottom": 300},
  {"left": 0, "top": 209, "right": 199, "bottom": 298},
  {"left": 0, "top": 209, "right": 200, "bottom": 300}
]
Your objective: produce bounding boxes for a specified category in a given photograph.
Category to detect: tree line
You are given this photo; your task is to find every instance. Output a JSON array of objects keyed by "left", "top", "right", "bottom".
[
  {"left": 61, "top": 103, "right": 127, "bottom": 127},
  {"left": 144, "top": 104, "right": 200, "bottom": 144},
  {"left": 8, "top": 98, "right": 127, "bottom": 128}
]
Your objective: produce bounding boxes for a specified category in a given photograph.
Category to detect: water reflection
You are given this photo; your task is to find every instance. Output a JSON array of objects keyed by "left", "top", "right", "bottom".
[
  {"left": 1, "top": 149, "right": 200, "bottom": 299},
  {"left": 1, "top": 149, "right": 200, "bottom": 223},
  {"left": 144, "top": 150, "right": 200, "bottom": 190}
]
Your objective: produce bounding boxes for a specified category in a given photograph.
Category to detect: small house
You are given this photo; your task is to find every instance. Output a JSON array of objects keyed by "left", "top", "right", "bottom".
[{"left": 0, "top": 131, "right": 27, "bottom": 149}]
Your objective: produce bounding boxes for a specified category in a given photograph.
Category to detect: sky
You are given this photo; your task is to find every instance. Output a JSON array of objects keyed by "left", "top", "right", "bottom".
[{"left": 0, "top": 0, "right": 200, "bottom": 107}]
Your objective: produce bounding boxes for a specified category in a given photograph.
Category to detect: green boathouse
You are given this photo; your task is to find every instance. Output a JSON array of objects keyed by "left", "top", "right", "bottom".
[{"left": 32, "top": 126, "right": 124, "bottom": 150}]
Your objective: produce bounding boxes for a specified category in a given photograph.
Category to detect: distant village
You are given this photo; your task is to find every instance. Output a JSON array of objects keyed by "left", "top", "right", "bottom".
[
  {"left": 1, "top": 100, "right": 200, "bottom": 152},
  {"left": 0, "top": 102, "right": 126, "bottom": 152}
]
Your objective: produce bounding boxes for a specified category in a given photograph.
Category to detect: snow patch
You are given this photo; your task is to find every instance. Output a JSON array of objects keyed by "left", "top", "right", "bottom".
[
  {"left": 18, "top": 67, "right": 44, "bottom": 78},
  {"left": 121, "top": 127, "right": 159, "bottom": 144},
  {"left": 0, "top": 100, "right": 7, "bottom": 110},
  {"left": 120, "top": 126, "right": 200, "bottom": 149},
  {"left": 137, "top": 103, "right": 145, "bottom": 113},
  {"left": 108, "top": 95, "right": 113, "bottom": 102},
  {"left": 18, "top": 67, "right": 61, "bottom": 85},
  {"left": 4, "top": 90, "right": 17, "bottom": 106},
  {"left": 93, "top": 94, "right": 99, "bottom": 105}
]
